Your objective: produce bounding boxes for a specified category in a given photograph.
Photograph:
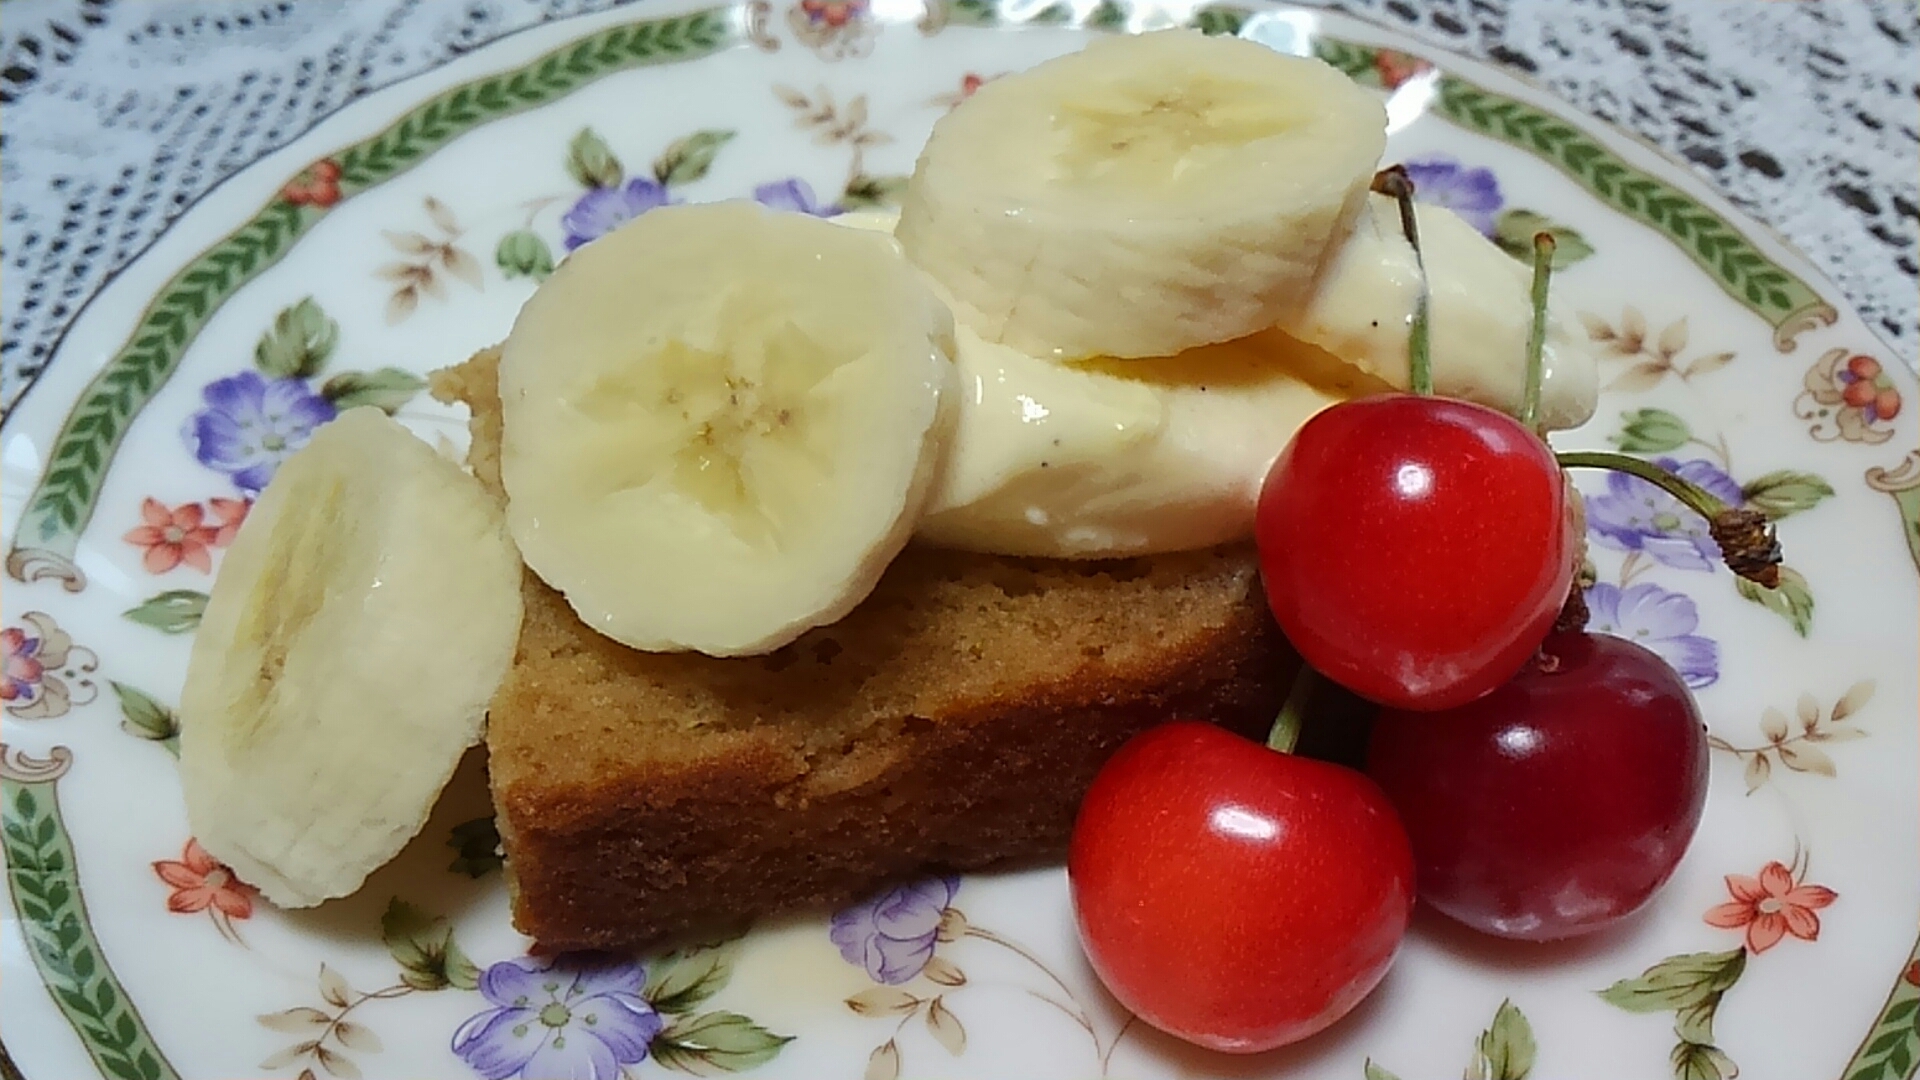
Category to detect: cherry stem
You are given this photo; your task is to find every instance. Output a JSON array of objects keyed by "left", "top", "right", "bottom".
[
  {"left": 1557, "top": 450, "right": 1784, "bottom": 588},
  {"left": 1371, "top": 165, "right": 1432, "bottom": 396},
  {"left": 1267, "top": 663, "right": 1318, "bottom": 755},
  {"left": 1520, "top": 231, "right": 1555, "bottom": 430}
]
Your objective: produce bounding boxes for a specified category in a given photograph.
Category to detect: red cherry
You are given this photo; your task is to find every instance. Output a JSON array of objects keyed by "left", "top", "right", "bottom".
[
  {"left": 1255, "top": 394, "right": 1575, "bottom": 711},
  {"left": 1847, "top": 354, "right": 1882, "bottom": 380},
  {"left": 1069, "top": 722, "right": 1414, "bottom": 1053},
  {"left": 1367, "top": 632, "right": 1708, "bottom": 940},
  {"left": 1844, "top": 379, "right": 1878, "bottom": 408},
  {"left": 1876, "top": 388, "right": 1902, "bottom": 420}
]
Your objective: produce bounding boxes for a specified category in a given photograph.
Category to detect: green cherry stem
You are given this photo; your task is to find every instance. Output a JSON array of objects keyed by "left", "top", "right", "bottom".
[
  {"left": 1556, "top": 450, "right": 1784, "bottom": 587},
  {"left": 1267, "top": 663, "right": 1319, "bottom": 755},
  {"left": 1371, "top": 165, "right": 1432, "bottom": 396},
  {"left": 1519, "top": 231, "right": 1556, "bottom": 430}
]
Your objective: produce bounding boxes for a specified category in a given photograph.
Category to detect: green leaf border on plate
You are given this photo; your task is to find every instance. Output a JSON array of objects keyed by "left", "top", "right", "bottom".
[
  {"left": 1305, "top": 26, "right": 1834, "bottom": 352},
  {"left": 1429, "top": 75, "right": 1835, "bottom": 350},
  {"left": 3, "top": 747, "right": 182, "bottom": 1080},
  {"left": 1840, "top": 933, "right": 1920, "bottom": 1080}
]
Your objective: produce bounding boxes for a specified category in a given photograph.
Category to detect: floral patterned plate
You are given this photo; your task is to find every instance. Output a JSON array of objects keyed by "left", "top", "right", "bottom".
[{"left": 3, "top": 2, "right": 1916, "bottom": 1078}]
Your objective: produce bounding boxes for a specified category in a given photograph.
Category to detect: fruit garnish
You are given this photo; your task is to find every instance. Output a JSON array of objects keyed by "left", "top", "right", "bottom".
[
  {"left": 496, "top": 201, "right": 956, "bottom": 657},
  {"left": 1256, "top": 170, "right": 1774, "bottom": 944},
  {"left": 897, "top": 29, "right": 1387, "bottom": 360},
  {"left": 1254, "top": 390, "right": 1575, "bottom": 711},
  {"left": 1067, "top": 677, "right": 1414, "bottom": 1053},
  {"left": 1257, "top": 169, "right": 1782, "bottom": 710},
  {"left": 1254, "top": 170, "right": 1576, "bottom": 711},
  {"left": 178, "top": 407, "right": 524, "bottom": 907},
  {"left": 1366, "top": 631, "right": 1709, "bottom": 940}
]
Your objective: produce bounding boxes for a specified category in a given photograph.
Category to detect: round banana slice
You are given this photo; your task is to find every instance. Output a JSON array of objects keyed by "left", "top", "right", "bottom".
[
  {"left": 897, "top": 29, "right": 1386, "bottom": 361},
  {"left": 498, "top": 201, "right": 956, "bottom": 657},
  {"left": 179, "top": 407, "right": 524, "bottom": 908}
]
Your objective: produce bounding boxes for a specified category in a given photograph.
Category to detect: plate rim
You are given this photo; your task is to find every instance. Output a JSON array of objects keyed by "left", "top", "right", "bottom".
[{"left": 2, "top": 3, "right": 1914, "bottom": 1078}]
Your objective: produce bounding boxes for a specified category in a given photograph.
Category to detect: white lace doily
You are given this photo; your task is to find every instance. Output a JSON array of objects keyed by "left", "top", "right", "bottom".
[{"left": 3, "top": 0, "right": 1915, "bottom": 416}]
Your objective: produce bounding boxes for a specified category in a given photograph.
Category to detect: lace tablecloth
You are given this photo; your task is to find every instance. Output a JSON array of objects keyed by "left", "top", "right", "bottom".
[{"left": 3, "top": 0, "right": 1915, "bottom": 416}]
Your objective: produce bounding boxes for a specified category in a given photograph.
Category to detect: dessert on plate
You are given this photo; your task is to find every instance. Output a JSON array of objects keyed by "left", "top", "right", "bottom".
[
  {"left": 172, "top": 28, "right": 1601, "bottom": 952},
  {"left": 436, "top": 345, "right": 1293, "bottom": 950}
]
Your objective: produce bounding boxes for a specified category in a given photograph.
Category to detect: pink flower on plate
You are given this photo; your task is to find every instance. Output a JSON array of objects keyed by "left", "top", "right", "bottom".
[
  {"left": 1374, "top": 48, "right": 1433, "bottom": 90},
  {"left": 123, "top": 498, "right": 219, "bottom": 574},
  {"left": 1, "top": 627, "right": 45, "bottom": 703},
  {"left": 1703, "top": 860, "right": 1836, "bottom": 954},
  {"left": 208, "top": 497, "right": 252, "bottom": 547},
  {"left": 155, "top": 838, "right": 255, "bottom": 944},
  {"left": 283, "top": 158, "right": 343, "bottom": 208}
]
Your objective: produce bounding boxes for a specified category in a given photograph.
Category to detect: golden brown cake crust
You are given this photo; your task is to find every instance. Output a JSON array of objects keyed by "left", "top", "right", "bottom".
[{"left": 433, "top": 350, "right": 1291, "bottom": 953}]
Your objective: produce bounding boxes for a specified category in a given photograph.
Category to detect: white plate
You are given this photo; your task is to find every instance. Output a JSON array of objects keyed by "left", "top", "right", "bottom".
[{"left": 3, "top": 3, "right": 1916, "bottom": 1078}]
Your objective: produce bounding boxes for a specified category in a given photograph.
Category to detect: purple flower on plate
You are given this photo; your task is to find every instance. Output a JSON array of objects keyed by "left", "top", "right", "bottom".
[
  {"left": 1585, "top": 457, "right": 1745, "bottom": 571},
  {"left": 831, "top": 876, "right": 958, "bottom": 984},
  {"left": 753, "top": 178, "right": 842, "bottom": 218},
  {"left": 1585, "top": 581, "right": 1718, "bottom": 688},
  {"left": 452, "top": 954, "right": 663, "bottom": 1080},
  {"left": 562, "top": 178, "right": 676, "bottom": 250},
  {"left": 1402, "top": 155, "right": 1503, "bottom": 236},
  {"left": 182, "top": 371, "right": 336, "bottom": 493}
]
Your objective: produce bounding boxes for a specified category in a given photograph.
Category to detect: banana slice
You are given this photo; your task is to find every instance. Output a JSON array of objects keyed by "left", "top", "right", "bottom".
[
  {"left": 498, "top": 201, "right": 955, "bottom": 657},
  {"left": 179, "top": 407, "right": 523, "bottom": 908},
  {"left": 1288, "top": 194, "right": 1600, "bottom": 430},
  {"left": 896, "top": 29, "right": 1386, "bottom": 361}
]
